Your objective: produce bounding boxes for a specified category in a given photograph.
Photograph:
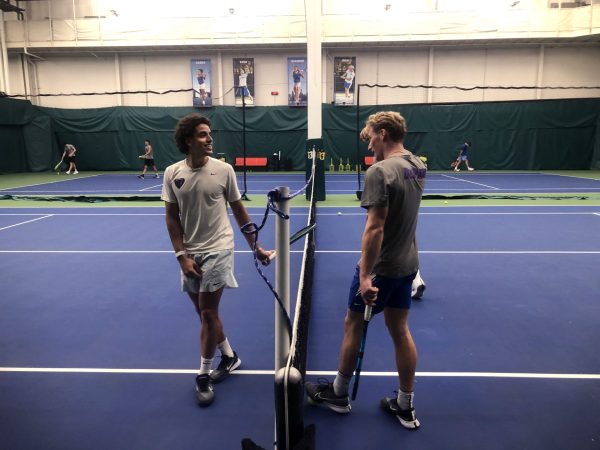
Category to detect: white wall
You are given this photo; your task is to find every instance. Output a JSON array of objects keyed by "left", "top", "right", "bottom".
[{"left": 9, "top": 44, "right": 599, "bottom": 108}]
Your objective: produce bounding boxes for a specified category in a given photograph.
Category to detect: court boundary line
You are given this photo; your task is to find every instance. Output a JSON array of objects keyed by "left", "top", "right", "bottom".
[
  {"left": 1, "top": 250, "right": 600, "bottom": 254},
  {"left": 440, "top": 174, "right": 500, "bottom": 190},
  {"left": 1, "top": 250, "right": 599, "bottom": 254},
  {"left": 1, "top": 367, "right": 598, "bottom": 379},
  {"left": 2, "top": 211, "right": 599, "bottom": 216},
  {"left": 139, "top": 184, "right": 162, "bottom": 192},
  {"left": 0, "top": 215, "right": 53, "bottom": 231}
]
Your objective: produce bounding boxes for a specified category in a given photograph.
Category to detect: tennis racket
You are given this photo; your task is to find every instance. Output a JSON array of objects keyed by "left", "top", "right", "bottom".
[
  {"left": 53, "top": 157, "right": 64, "bottom": 172},
  {"left": 450, "top": 160, "right": 458, "bottom": 168},
  {"left": 351, "top": 304, "right": 373, "bottom": 400}
]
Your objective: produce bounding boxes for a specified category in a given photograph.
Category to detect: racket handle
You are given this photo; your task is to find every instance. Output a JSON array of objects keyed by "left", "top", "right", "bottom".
[{"left": 364, "top": 305, "right": 373, "bottom": 322}]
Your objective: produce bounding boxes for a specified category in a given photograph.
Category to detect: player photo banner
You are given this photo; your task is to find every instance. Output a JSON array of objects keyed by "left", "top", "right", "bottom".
[
  {"left": 233, "top": 58, "right": 255, "bottom": 107},
  {"left": 334, "top": 57, "right": 356, "bottom": 106},
  {"left": 191, "top": 59, "right": 212, "bottom": 108},
  {"left": 288, "top": 57, "right": 307, "bottom": 107}
]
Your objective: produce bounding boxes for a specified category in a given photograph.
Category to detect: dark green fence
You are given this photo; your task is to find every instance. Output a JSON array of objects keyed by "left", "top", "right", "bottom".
[{"left": 1, "top": 97, "right": 599, "bottom": 173}]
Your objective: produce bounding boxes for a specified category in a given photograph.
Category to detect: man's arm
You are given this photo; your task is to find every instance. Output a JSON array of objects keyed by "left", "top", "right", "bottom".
[
  {"left": 359, "top": 205, "right": 387, "bottom": 306},
  {"left": 229, "top": 199, "right": 274, "bottom": 265},
  {"left": 164, "top": 201, "right": 201, "bottom": 278}
]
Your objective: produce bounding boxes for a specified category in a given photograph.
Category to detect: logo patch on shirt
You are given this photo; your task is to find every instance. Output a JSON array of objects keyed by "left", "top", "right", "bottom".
[{"left": 174, "top": 178, "right": 185, "bottom": 189}]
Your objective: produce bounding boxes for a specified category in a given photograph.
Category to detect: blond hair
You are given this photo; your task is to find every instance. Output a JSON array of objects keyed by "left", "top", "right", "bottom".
[{"left": 365, "top": 111, "right": 407, "bottom": 142}]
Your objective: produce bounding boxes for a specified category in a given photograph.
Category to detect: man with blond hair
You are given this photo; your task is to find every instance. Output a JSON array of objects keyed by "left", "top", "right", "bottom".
[{"left": 306, "top": 111, "right": 426, "bottom": 429}]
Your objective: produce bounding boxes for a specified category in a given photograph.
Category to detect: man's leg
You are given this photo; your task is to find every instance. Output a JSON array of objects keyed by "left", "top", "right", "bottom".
[
  {"left": 381, "top": 307, "right": 420, "bottom": 429},
  {"left": 337, "top": 309, "right": 365, "bottom": 376},
  {"left": 188, "top": 287, "right": 226, "bottom": 406},
  {"left": 188, "top": 287, "right": 226, "bottom": 359},
  {"left": 306, "top": 309, "right": 363, "bottom": 414},
  {"left": 384, "top": 308, "right": 416, "bottom": 392}
]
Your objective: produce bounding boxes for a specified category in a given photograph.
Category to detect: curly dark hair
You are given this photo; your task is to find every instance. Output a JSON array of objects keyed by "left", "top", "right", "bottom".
[{"left": 174, "top": 114, "right": 212, "bottom": 154}]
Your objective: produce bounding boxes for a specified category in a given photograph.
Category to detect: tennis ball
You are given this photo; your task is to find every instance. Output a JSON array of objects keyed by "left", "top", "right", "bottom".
[
  {"left": 337, "top": 211, "right": 342, "bottom": 215},
  {"left": 443, "top": 201, "right": 448, "bottom": 204}
]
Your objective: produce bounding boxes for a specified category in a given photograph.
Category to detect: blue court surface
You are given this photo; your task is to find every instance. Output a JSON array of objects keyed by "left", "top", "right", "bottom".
[
  {"left": 2, "top": 171, "right": 600, "bottom": 196},
  {"left": 1, "top": 204, "right": 599, "bottom": 449}
]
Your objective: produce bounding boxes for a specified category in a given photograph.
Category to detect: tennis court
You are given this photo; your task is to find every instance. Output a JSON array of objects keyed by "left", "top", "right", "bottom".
[
  {"left": 2, "top": 171, "right": 600, "bottom": 197},
  {"left": 1, "top": 170, "right": 599, "bottom": 449}
]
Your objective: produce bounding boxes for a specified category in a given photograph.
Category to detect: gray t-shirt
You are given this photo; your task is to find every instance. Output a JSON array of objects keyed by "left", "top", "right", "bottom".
[
  {"left": 360, "top": 152, "right": 426, "bottom": 278},
  {"left": 161, "top": 157, "right": 241, "bottom": 253}
]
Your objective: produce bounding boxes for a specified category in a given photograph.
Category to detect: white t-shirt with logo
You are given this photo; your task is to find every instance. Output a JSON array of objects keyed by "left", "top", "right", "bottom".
[{"left": 161, "top": 158, "right": 241, "bottom": 253}]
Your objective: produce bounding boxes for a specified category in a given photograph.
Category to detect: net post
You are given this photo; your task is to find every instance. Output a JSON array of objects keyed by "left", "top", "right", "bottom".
[{"left": 274, "top": 186, "right": 290, "bottom": 371}]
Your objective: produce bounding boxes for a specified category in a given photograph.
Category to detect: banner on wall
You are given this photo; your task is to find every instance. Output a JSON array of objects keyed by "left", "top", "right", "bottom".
[
  {"left": 288, "top": 57, "right": 307, "bottom": 107},
  {"left": 191, "top": 59, "right": 212, "bottom": 107},
  {"left": 233, "top": 58, "right": 255, "bottom": 106},
  {"left": 334, "top": 57, "right": 356, "bottom": 106}
]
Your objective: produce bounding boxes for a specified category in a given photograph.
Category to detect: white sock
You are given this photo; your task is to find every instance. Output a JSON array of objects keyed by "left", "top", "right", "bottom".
[
  {"left": 217, "top": 338, "right": 234, "bottom": 358},
  {"left": 199, "top": 357, "right": 213, "bottom": 375},
  {"left": 333, "top": 371, "right": 351, "bottom": 397},
  {"left": 397, "top": 390, "right": 414, "bottom": 410}
]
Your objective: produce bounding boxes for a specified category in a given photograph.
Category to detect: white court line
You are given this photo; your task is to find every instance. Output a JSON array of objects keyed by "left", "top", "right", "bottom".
[
  {"left": 2, "top": 210, "right": 598, "bottom": 216},
  {"left": 1, "top": 250, "right": 599, "bottom": 254},
  {"left": 1, "top": 189, "right": 157, "bottom": 193},
  {"left": 0, "top": 174, "right": 101, "bottom": 191},
  {"left": 0, "top": 367, "right": 598, "bottom": 379},
  {"left": 540, "top": 172, "right": 600, "bottom": 182},
  {"left": 441, "top": 173, "right": 500, "bottom": 190},
  {"left": 315, "top": 250, "right": 600, "bottom": 254},
  {"left": 139, "top": 184, "right": 162, "bottom": 192},
  {"left": 0, "top": 215, "right": 53, "bottom": 232}
]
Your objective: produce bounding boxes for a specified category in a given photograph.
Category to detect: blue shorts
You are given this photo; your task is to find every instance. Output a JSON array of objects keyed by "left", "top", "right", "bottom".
[
  {"left": 459, "top": 155, "right": 468, "bottom": 161},
  {"left": 347, "top": 265, "right": 416, "bottom": 315}
]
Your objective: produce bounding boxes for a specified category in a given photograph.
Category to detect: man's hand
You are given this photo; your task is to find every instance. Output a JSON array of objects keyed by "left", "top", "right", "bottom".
[
  {"left": 179, "top": 256, "right": 202, "bottom": 279},
  {"left": 256, "top": 247, "right": 276, "bottom": 266},
  {"left": 359, "top": 275, "right": 378, "bottom": 307}
]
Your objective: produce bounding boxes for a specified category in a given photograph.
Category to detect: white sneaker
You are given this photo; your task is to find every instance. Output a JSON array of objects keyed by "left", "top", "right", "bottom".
[
  {"left": 66, "top": 171, "right": 71, "bottom": 174},
  {"left": 454, "top": 168, "right": 460, "bottom": 172},
  {"left": 468, "top": 167, "right": 474, "bottom": 171},
  {"left": 73, "top": 170, "right": 79, "bottom": 174},
  {"left": 411, "top": 271, "right": 426, "bottom": 299}
]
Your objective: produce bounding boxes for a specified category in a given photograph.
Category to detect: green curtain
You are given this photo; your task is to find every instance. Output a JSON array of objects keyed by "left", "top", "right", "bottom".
[{"left": 1, "top": 97, "right": 598, "bottom": 173}]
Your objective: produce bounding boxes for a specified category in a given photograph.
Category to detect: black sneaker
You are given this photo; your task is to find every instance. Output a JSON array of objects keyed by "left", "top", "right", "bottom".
[
  {"left": 380, "top": 397, "right": 420, "bottom": 429},
  {"left": 306, "top": 379, "right": 351, "bottom": 414},
  {"left": 209, "top": 352, "right": 241, "bottom": 383},
  {"left": 195, "top": 374, "right": 214, "bottom": 406}
]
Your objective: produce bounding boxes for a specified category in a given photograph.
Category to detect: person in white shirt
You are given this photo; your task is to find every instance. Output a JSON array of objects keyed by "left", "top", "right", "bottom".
[{"left": 162, "top": 113, "right": 274, "bottom": 406}]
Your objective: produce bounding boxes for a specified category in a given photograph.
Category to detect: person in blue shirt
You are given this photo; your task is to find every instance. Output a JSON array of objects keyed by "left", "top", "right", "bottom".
[{"left": 453, "top": 141, "right": 474, "bottom": 172}]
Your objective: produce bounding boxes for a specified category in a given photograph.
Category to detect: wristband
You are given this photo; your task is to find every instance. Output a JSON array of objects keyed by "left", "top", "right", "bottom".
[{"left": 175, "top": 250, "right": 186, "bottom": 258}]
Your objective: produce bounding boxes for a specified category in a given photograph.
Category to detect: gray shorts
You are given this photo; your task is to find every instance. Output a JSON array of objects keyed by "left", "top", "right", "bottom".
[{"left": 181, "top": 249, "right": 239, "bottom": 294}]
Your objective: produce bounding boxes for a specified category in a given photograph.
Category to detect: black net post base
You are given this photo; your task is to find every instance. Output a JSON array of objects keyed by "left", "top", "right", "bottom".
[{"left": 275, "top": 367, "right": 308, "bottom": 450}]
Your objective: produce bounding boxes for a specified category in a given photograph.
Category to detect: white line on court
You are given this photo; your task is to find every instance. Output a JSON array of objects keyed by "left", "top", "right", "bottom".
[
  {"left": 1, "top": 250, "right": 599, "bottom": 254},
  {"left": 3, "top": 211, "right": 599, "bottom": 217},
  {"left": 0, "top": 215, "right": 53, "bottom": 232},
  {"left": 0, "top": 174, "right": 101, "bottom": 191},
  {"left": 139, "top": 184, "right": 162, "bottom": 192},
  {"left": 440, "top": 174, "right": 500, "bottom": 190},
  {"left": 1, "top": 367, "right": 598, "bottom": 379},
  {"left": 315, "top": 251, "right": 600, "bottom": 254}
]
